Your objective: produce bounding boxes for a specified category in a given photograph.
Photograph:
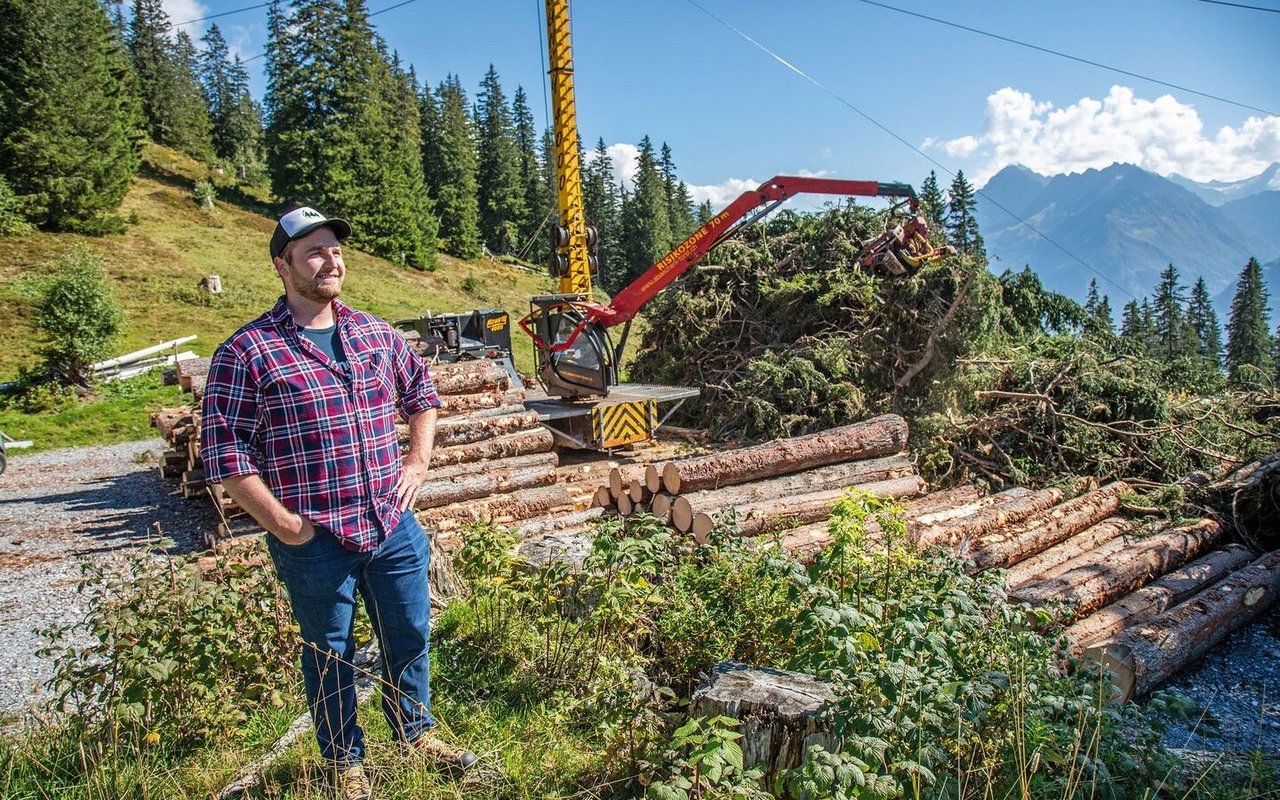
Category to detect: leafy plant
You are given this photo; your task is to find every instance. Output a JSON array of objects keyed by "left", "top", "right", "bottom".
[
  {"left": 40, "top": 542, "right": 297, "bottom": 751},
  {"left": 646, "top": 716, "right": 769, "bottom": 800}
]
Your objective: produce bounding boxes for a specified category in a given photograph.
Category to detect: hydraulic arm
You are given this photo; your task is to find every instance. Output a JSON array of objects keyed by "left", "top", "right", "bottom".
[{"left": 521, "top": 176, "right": 951, "bottom": 399}]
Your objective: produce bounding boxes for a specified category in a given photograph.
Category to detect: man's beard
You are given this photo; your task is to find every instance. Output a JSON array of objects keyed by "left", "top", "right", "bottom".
[{"left": 292, "top": 269, "right": 342, "bottom": 302}]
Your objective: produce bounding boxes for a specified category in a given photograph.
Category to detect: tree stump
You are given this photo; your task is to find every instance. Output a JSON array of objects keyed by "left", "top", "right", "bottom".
[{"left": 690, "top": 662, "right": 838, "bottom": 788}]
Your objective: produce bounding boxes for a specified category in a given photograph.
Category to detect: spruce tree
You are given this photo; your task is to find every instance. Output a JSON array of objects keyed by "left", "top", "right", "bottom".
[
  {"left": 168, "top": 31, "right": 214, "bottom": 159},
  {"left": 475, "top": 65, "right": 523, "bottom": 254},
  {"left": 1225, "top": 257, "right": 1274, "bottom": 383},
  {"left": 1095, "top": 295, "right": 1114, "bottom": 335},
  {"left": 696, "top": 199, "right": 714, "bottom": 224},
  {"left": 918, "top": 170, "right": 945, "bottom": 231},
  {"left": 1118, "top": 299, "right": 1146, "bottom": 355},
  {"left": 1083, "top": 279, "right": 1114, "bottom": 338},
  {"left": 265, "top": 0, "right": 432, "bottom": 267},
  {"left": 0, "top": 0, "right": 142, "bottom": 231},
  {"left": 129, "top": 0, "right": 212, "bottom": 158},
  {"left": 582, "top": 137, "right": 620, "bottom": 287},
  {"left": 1151, "top": 263, "right": 1191, "bottom": 363},
  {"left": 511, "top": 86, "right": 546, "bottom": 255},
  {"left": 945, "top": 170, "right": 984, "bottom": 258},
  {"left": 200, "top": 25, "right": 263, "bottom": 175},
  {"left": 1187, "top": 276, "right": 1222, "bottom": 371},
  {"left": 423, "top": 75, "right": 480, "bottom": 259},
  {"left": 660, "top": 142, "right": 695, "bottom": 241},
  {"left": 619, "top": 136, "right": 671, "bottom": 290}
]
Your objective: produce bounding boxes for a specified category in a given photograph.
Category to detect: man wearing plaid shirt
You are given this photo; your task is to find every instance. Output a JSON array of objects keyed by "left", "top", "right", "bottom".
[{"left": 201, "top": 205, "right": 475, "bottom": 798}]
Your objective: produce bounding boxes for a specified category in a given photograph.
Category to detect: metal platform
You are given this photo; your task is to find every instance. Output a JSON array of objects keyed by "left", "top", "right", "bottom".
[{"left": 523, "top": 383, "right": 700, "bottom": 449}]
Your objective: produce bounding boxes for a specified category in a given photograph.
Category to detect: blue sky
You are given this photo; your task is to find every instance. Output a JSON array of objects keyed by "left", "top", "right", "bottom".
[{"left": 167, "top": 0, "right": 1280, "bottom": 205}]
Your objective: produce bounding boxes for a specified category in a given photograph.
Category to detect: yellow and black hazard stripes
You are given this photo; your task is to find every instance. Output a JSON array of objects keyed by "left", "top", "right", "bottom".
[{"left": 591, "top": 398, "right": 657, "bottom": 449}]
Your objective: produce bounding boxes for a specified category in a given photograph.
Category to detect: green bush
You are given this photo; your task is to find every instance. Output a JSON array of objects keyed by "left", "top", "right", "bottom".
[
  {"left": 193, "top": 179, "right": 216, "bottom": 209},
  {"left": 40, "top": 543, "right": 298, "bottom": 751},
  {"left": 0, "top": 175, "right": 34, "bottom": 235},
  {"left": 34, "top": 247, "right": 124, "bottom": 385}
]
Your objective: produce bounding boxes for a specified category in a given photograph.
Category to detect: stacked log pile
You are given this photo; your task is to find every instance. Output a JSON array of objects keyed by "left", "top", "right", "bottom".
[
  {"left": 511, "top": 426, "right": 1278, "bottom": 704},
  {"left": 588, "top": 414, "right": 926, "bottom": 542}
]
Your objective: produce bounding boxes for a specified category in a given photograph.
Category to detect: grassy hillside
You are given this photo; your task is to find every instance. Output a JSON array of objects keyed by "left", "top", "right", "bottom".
[{"left": 0, "top": 145, "right": 556, "bottom": 381}]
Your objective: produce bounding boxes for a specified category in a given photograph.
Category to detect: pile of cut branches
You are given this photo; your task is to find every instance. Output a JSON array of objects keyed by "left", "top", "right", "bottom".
[
  {"left": 630, "top": 204, "right": 1003, "bottom": 440},
  {"left": 920, "top": 336, "right": 1280, "bottom": 488},
  {"left": 631, "top": 204, "right": 1280, "bottom": 491}
]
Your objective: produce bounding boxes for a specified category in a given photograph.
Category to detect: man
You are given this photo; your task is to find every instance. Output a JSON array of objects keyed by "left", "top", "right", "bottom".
[{"left": 201, "top": 205, "right": 476, "bottom": 800}]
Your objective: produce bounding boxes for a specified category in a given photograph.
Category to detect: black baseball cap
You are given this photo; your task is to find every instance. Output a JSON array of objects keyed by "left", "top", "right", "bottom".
[{"left": 270, "top": 205, "right": 352, "bottom": 260}]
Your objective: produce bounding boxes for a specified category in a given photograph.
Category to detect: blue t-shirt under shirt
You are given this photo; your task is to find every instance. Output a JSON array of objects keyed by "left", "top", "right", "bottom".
[{"left": 298, "top": 324, "right": 346, "bottom": 365}]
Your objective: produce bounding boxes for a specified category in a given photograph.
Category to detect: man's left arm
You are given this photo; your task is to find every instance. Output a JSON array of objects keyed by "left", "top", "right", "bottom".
[
  {"left": 395, "top": 407, "right": 436, "bottom": 511},
  {"left": 388, "top": 325, "right": 443, "bottom": 511}
]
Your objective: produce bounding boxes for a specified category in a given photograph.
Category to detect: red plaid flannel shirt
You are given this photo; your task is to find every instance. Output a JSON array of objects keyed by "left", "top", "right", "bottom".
[{"left": 200, "top": 297, "right": 440, "bottom": 552}]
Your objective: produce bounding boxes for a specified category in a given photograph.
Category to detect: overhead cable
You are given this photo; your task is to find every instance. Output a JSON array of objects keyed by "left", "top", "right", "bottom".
[
  {"left": 851, "top": 0, "right": 1276, "bottom": 117},
  {"left": 1196, "top": 0, "right": 1280, "bottom": 13}
]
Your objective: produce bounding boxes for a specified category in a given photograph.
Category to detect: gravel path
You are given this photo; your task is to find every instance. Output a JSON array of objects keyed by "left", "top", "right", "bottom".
[
  {"left": 1158, "top": 605, "right": 1280, "bottom": 755},
  {"left": 0, "top": 439, "right": 219, "bottom": 721}
]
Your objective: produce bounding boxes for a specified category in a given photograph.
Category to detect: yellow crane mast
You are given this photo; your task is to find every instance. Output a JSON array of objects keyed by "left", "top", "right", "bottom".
[{"left": 544, "top": 0, "right": 595, "bottom": 296}]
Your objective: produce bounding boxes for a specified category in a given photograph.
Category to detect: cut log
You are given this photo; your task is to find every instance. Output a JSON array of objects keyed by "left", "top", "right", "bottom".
[
  {"left": 967, "top": 482, "right": 1131, "bottom": 572},
  {"left": 903, "top": 483, "right": 987, "bottom": 524},
  {"left": 689, "top": 475, "right": 926, "bottom": 542},
  {"left": 627, "top": 478, "right": 648, "bottom": 504},
  {"left": 422, "top": 451, "right": 557, "bottom": 483},
  {"left": 690, "top": 662, "right": 837, "bottom": 791},
  {"left": 1002, "top": 518, "right": 1135, "bottom": 590},
  {"left": 616, "top": 492, "right": 634, "bottom": 517},
  {"left": 914, "top": 487, "right": 1065, "bottom": 548},
  {"left": 609, "top": 465, "right": 648, "bottom": 500},
  {"left": 428, "top": 428, "right": 554, "bottom": 468},
  {"left": 416, "top": 485, "right": 571, "bottom": 532},
  {"left": 662, "top": 414, "right": 909, "bottom": 494},
  {"left": 414, "top": 452, "right": 559, "bottom": 510},
  {"left": 510, "top": 507, "right": 607, "bottom": 540},
  {"left": 438, "top": 389, "right": 527, "bottom": 418},
  {"left": 911, "top": 487, "right": 1028, "bottom": 529},
  {"left": 150, "top": 408, "right": 191, "bottom": 440},
  {"left": 177, "top": 356, "right": 212, "bottom": 392},
  {"left": 592, "top": 486, "right": 613, "bottom": 508},
  {"left": 433, "top": 410, "right": 541, "bottom": 448},
  {"left": 461, "top": 402, "right": 531, "bottom": 420},
  {"left": 1064, "top": 544, "right": 1255, "bottom": 651},
  {"left": 645, "top": 463, "right": 664, "bottom": 494},
  {"left": 427, "top": 359, "right": 511, "bottom": 396},
  {"left": 1083, "top": 548, "right": 1280, "bottom": 702},
  {"left": 1011, "top": 518, "right": 1225, "bottom": 623},
  {"left": 670, "top": 455, "right": 915, "bottom": 532},
  {"left": 650, "top": 492, "right": 674, "bottom": 522}
]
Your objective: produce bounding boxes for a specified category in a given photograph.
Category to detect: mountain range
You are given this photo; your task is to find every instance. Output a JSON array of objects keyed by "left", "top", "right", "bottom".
[{"left": 975, "top": 162, "right": 1280, "bottom": 320}]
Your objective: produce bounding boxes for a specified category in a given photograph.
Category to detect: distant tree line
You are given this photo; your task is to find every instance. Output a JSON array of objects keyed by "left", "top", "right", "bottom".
[{"left": 0, "top": 0, "right": 708, "bottom": 279}]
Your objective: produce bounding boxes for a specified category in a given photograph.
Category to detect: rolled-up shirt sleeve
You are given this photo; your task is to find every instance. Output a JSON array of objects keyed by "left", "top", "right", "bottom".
[
  {"left": 200, "top": 345, "right": 261, "bottom": 482},
  {"left": 391, "top": 331, "right": 441, "bottom": 418}
]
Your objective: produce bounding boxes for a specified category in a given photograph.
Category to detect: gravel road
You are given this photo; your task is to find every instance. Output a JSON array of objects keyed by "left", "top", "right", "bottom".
[
  {"left": 0, "top": 439, "right": 220, "bottom": 722},
  {"left": 0, "top": 440, "right": 1277, "bottom": 758}
]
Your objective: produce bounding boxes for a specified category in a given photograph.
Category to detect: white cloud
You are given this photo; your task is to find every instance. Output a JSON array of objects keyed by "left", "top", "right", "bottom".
[
  {"left": 158, "top": 0, "right": 209, "bottom": 40},
  {"left": 686, "top": 178, "right": 759, "bottom": 208},
  {"left": 928, "top": 85, "right": 1280, "bottom": 183},
  {"left": 605, "top": 143, "right": 640, "bottom": 189}
]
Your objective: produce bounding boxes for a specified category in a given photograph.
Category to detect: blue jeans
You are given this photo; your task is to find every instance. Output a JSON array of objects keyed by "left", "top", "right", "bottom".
[{"left": 267, "top": 511, "right": 436, "bottom": 768}]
